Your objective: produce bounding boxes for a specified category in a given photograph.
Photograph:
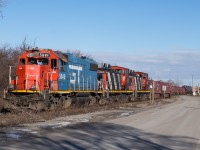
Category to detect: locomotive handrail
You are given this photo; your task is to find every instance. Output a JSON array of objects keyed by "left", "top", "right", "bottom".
[
  {"left": 47, "top": 72, "right": 53, "bottom": 89},
  {"left": 9, "top": 66, "right": 16, "bottom": 84},
  {"left": 90, "top": 75, "right": 92, "bottom": 90},
  {"left": 82, "top": 75, "right": 84, "bottom": 91}
]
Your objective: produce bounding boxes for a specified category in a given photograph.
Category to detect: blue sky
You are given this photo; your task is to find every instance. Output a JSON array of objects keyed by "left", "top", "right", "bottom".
[{"left": 1, "top": 0, "right": 200, "bottom": 85}]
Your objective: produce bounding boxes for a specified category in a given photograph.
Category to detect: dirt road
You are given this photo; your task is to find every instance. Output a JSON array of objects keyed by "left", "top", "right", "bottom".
[
  {"left": 0, "top": 96, "right": 199, "bottom": 150},
  {"left": 108, "top": 95, "right": 200, "bottom": 149}
]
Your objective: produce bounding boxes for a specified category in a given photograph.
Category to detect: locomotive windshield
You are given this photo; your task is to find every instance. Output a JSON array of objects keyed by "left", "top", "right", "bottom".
[{"left": 28, "top": 58, "right": 49, "bottom": 65}]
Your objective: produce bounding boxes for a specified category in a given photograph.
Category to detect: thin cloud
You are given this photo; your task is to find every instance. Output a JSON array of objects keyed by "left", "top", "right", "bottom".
[{"left": 92, "top": 50, "right": 200, "bottom": 85}]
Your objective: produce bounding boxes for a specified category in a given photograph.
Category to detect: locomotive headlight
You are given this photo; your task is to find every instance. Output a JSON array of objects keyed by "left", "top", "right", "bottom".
[
  {"left": 30, "top": 85, "right": 36, "bottom": 91},
  {"left": 8, "top": 84, "right": 14, "bottom": 91}
]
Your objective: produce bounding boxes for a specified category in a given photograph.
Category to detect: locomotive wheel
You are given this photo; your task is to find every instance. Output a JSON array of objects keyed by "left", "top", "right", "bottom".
[
  {"left": 88, "top": 96, "right": 97, "bottom": 106},
  {"left": 29, "top": 101, "right": 45, "bottom": 111},
  {"left": 77, "top": 97, "right": 90, "bottom": 107},
  {"left": 99, "top": 98, "right": 107, "bottom": 105},
  {"left": 129, "top": 95, "right": 135, "bottom": 102},
  {"left": 117, "top": 94, "right": 129, "bottom": 103},
  {"left": 49, "top": 103, "right": 56, "bottom": 111},
  {"left": 48, "top": 97, "right": 63, "bottom": 110},
  {"left": 62, "top": 97, "right": 72, "bottom": 109},
  {"left": 109, "top": 96, "right": 118, "bottom": 104},
  {"left": 140, "top": 94, "right": 148, "bottom": 101}
]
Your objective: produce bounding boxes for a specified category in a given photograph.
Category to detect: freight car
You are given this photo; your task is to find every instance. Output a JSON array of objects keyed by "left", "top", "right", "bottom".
[
  {"left": 148, "top": 80, "right": 169, "bottom": 99},
  {"left": 148, "top": 80, "right": 186, "bottom": 99},
  {"left": 5, "top": 48, "right": 151, "bottom": 110},
  {"left": 182, "top": 85, "right": 192, "bottom": 95}
]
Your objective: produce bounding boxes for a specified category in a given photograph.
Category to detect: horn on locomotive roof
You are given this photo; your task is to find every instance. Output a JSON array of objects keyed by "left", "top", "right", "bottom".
[{"left": 32, "top": 47, "right": 39, "bottom": 50}]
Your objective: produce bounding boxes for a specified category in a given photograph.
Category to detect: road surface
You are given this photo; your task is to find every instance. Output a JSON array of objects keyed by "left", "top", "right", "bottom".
[
  {"left": 0, "top": 96, "right": 200, "bottom": 150},
  {"left": 108, "top": 95, "right": 200, "bottom": 149}
]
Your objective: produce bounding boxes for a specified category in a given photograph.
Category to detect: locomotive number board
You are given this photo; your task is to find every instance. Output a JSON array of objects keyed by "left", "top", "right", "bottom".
[{"left": 27, "top": 52, "right": 50, "bottom": 58}]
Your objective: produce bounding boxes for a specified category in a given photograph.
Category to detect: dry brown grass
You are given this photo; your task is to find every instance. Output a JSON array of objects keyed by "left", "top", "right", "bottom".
[
  {"left": 0, "top": 101, "right": 140, "bottom": 127},
  {"left": 0, "top": 97, "right": 4, "bottom": 111},
  {"left": 0, "top": 97, "right": 179, "bottom": 127}
]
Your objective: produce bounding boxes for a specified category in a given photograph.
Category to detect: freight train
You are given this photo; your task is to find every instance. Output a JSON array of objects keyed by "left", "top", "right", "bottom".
[{"left": 4, "top": 48, "right": 191, "bottom": 110}]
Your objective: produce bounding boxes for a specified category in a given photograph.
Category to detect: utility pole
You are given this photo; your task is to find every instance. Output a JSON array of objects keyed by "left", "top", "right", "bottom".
[
  {"left": 192, "top": 75, "right": 193, "bottom": 88},
  {"left": 152, "top": 80, "right": 155, "bottom": 103},
  {"left": 192, "top": 75, "right": 194, "bottom": 96}
]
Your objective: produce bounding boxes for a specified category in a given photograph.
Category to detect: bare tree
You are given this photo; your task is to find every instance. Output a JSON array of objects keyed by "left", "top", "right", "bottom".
[
  {"left": 167, "top": 80, "right": 175, "bottom": 86},
  {"left": 0, "top": 38, "right": 34, "bottom": 92},
  {"left": 15, "top": 36, "right": 36, "bottom": 52},
  {"left": 0, "top": 44, "right": 15, "bottom": 91},
  {"left": 174, "top": 79, "right": 183, "bottom": 86},
  {"left": 167, "top": 79, "right": 183, "bottom": 86},
  {"left": 0, "top": 0, "right": 6, "bottom": 18},
  {"left": 65, "top": 49, "right": 92, "bottom": 59},
  {"left": 19, "top": 36, "right": 30, "bottom": 51}
]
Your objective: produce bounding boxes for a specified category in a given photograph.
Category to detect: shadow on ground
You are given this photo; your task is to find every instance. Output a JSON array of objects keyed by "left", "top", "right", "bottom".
[{"left": 0, "top": 122, "right": 198, "bottom": 150}]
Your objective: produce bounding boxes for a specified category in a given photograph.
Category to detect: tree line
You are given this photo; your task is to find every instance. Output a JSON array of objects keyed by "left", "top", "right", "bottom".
[{"left": 0, "top": 40, "right": 30, "bottom": 92}]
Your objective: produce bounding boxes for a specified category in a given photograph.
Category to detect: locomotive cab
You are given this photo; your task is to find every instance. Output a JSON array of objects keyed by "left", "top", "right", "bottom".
[
  {"left": 110, "top": 66, "right": 134, "bottom": 90},
  {"left": 9, "top": 48, "right": 59, "bottom": 92},
  {"left": 134, "top": 72, "right": 148, "bottom": 91}
]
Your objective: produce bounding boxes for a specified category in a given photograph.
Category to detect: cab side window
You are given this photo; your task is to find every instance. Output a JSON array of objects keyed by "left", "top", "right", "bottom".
[
  {"left": 38, "top": 58, "right": 48, "bottom": 65},
  {"left": 51, "top": 59, "right": 57, "bottom": 69},
  {"left": 20, "top": 58, "right": 25, "bottom": 65},
  {"left": 60, "top": 60, "right": 66, "bottom": 71}
]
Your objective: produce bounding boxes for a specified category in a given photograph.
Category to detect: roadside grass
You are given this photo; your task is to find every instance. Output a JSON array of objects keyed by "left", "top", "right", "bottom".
[{"left": 0, "top": 97, "right": 179, "bottom": 127}]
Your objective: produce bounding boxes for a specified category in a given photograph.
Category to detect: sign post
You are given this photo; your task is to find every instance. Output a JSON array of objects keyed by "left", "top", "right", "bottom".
[
  {"left": 152, "top": 81, "right": 154, "bottom": 103},
  {"left": 162, "top": 85, "right": 166, "bottom": 99},
  {"left": 150, "top": 81, "right": 155, "bottom": 103}
]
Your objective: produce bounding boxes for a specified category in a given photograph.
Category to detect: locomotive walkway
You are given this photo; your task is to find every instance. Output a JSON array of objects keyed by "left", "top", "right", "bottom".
[{"left": 0, "top": 95, "right": 200, "bottom": 150}]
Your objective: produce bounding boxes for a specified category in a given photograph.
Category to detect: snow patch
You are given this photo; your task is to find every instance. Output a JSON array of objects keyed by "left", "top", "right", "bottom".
[
  {"left": 119, "top": 107, "right": 126, "bottom": 109},
  {"left": 6, "top": 132, "right": 20, "bottom": 139},
  {"left": 17, "top": 128, "right": 31, "bottom": 132},
  {"left": 52, "top": 122, "right": 71, "bottom": 128},
  {"left": 120, "top": 113, "right": 130, "bottom": 117},
  {"left": 29, "top": 131, "right": 38, "bottom": 134},
  {"left": 79, "top": 119, "right": 89, "bottom": 122}
]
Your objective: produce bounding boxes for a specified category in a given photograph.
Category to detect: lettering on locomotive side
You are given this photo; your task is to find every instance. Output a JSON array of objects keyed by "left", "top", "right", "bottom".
[
  {"left": 39, "top": 53, "right": 50, "bottom": 57},
  {"left": 69, "top": 65, "right": 82, "bottom": 71},
  {"left": 26, "top": 52, "right": 38, "bottom": 57},
  {"left": 59, "top": 73, "right": 66, "bottom": 80},
  {"left": 27, "top": 52, "right": 50, "bottom": 58}
]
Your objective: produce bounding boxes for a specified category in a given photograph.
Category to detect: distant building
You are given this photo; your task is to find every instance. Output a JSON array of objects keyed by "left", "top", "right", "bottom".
[{"left": 192, "top": 86, "right": 200, "bottom": 96}]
